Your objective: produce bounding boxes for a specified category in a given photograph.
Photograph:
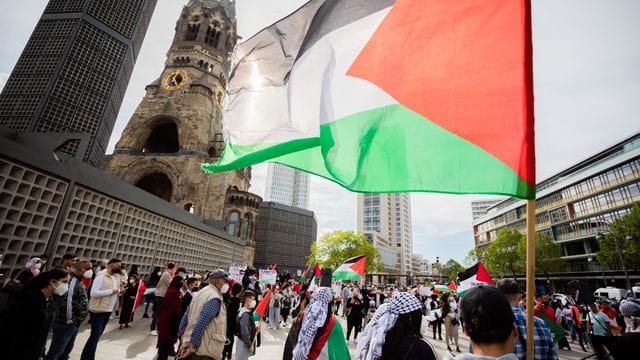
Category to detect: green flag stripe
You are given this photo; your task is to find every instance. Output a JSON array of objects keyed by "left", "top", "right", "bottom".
[{"left": 203, "top": 104, "right": 534, "bottom": 199}]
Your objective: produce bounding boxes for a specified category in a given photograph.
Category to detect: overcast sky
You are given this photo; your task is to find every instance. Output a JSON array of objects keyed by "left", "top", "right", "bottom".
[{"left": 1, "top": 1, "right": 638, "bottom": 265}]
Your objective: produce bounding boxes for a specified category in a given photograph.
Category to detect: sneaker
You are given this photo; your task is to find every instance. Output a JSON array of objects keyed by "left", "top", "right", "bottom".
[
  {"left": 109, "top": 315, "right": 115, "bottom": 320},
  {"left": 150, "top": 330, "right": 158, "bottom": 336},
  {"left": 143, "top": 314, "right": 150, "bottom": 318}
]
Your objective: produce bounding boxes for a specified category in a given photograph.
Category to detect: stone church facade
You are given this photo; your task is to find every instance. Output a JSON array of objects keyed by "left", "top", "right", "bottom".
[{"left": 103, "top": 0, "right": 260, "bottom": 265}]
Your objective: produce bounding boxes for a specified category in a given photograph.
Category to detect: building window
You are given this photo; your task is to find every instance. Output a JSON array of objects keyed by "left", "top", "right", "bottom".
[
  {"left": 185, "top": 22, "right": 200, "bottom": 41},
  {"left": 227, "top": 212, "right": 239, "bottom": 236},
  {"left": 205, "top": 21, "right": 222, "bottom": 48}
]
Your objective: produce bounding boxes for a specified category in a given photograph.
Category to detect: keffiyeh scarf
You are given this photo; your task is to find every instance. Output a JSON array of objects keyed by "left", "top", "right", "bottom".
[
  {"left": 292, "top": 287, "right": 332, "bottom": 360},
  {"left": 355, "top": 292, "right": 422, "bottom": 360}
]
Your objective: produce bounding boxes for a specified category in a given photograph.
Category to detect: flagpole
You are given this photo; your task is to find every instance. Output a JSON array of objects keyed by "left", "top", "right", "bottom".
[{"left": 525, "top": 199, "right": 536, "bottom": 360}]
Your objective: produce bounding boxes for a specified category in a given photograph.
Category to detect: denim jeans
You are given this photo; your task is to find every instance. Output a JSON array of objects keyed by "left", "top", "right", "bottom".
[
  {"left": 268, "top": 306, "right": 280, "bottom": 328},
  {"left": 45, "top": 322, "right": 80, "bottom": 360},
  {"left": 80, "top": 312, "right": 111, "bottom": 360}
]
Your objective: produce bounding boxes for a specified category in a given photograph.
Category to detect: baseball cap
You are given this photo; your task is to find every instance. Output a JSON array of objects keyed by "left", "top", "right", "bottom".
[
  {"left": 209, "top": 269, "right": 229, "bottom": 281},
  {"left": 496, "top": 279, "right": 522, "bottom": 294}
]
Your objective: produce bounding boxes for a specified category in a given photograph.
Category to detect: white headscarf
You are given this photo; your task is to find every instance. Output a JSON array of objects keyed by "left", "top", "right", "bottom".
[
  {"left": 292, "top": 287, "right": 332, "bottom": 360},
  {"left": 355, "top": 292, "right": 422, "bottom": 360}
]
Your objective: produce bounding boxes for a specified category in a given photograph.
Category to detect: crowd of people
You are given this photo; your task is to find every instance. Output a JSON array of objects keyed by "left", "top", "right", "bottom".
[{"left": 1, "top": 253, "right": 639, "bottom": 360}]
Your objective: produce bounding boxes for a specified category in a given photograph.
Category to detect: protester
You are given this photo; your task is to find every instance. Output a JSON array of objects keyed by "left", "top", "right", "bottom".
[
  {"left": 442, "top": 292, "right": 461, "bottom": 352},
  {"left": 356, "top": 292, "right": 438, "bottom": 360},
  {"left": 235, "top": 290, "right": 257, "bottom": 360},
  {"left": 586, "top": 302, "right": 611, "bottom": 360},
  {"left": 157, "top": 276, "right": 184, "bottom": 360},
  {"left": 182, "top": 277, "right": 201, "bottom": 317},
  {"left": 569, "top": 301, "right": 588, "bottom": 352},
  {"left": 429, "top": 294, "right": 443, "bottom": 340},
  {"left": 118, "top": 273, "right": 139, "bottom": 329},
  {"left": 59, "top": 253, "right": 79, "bottom": 271},
  {"left": 284, "top": 287, "right": 349, "bottom": 360},
  {"left": 446, "top": 285, "right": 518, "bottom": 360},
  {"left": 613, "top": 299, "right": 640, "bottom": 359},
  {"left": 46, "top": 261, "right": 92, "bottom": 360},
  {"left": 80, "top": 258, "right": 123, "bottom": 360},
  {"left": 269, "top": 286, "right": 284, "bottom": 329},
  {"left": 281, "top": 287, "right": 293, "bottom": 327},
  {"left": 0, "top": 268, "right": 69, "bottom": 360},
  {"left": 495, "top": 279, "right": 558, "bottom": 360},
  {"left": 151, "top": 262, "right": 175, "bottom": 335},
  {"left": 345, "top": 289, "right": 364, "bottom": 343},
  {"left": 143, "top": 266, "right": 161, "bottom": 318},
  {"left": 223, "top": 282, "right": 243, "bottom": 360},
  {"left": 178, "top": 269, "right": 230, "bottom": 359}
]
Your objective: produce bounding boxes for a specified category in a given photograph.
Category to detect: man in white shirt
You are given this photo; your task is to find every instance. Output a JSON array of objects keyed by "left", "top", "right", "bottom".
[{"left": 80, "top": 258, "right": 123, "bottom": 360}]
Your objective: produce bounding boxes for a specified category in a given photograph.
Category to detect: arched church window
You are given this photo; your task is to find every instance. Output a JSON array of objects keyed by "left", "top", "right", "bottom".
[
  {"left": 205, "top": 21, "right": 222, "bottom": 49},
  {"left": 143, "top": 121, "right": 179, "bottom": 153},
  {"left": 227, "top": 212, "right": 239, "bottom": 236},
  {"left": 240, "top": 213, "right": 251, "bottom": 240},
  {"left": 185, "top": 22, "right": 200, "bottom": 41},
  {"left": 135, "top": 173, "right": 172, "bottom": 202}
]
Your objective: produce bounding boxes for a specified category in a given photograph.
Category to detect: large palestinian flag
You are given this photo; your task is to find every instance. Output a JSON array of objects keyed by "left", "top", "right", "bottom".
[
  {"left": 307, "top": 315, "right": 350, "bottom": 360},
  {"left": 457, "top": 261, "right": 494, "bottom": 296},
  {"left": 333, "top": 255, "right": 366, "bottom": 281},
  {"left": 202, "top": 0, "right": 535, "bottom": 199}
]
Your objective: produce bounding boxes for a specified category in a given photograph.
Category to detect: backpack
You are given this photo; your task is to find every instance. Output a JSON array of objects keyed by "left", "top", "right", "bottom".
[{"left": 283, "top": 297, "right": 291, "bottom": 308}]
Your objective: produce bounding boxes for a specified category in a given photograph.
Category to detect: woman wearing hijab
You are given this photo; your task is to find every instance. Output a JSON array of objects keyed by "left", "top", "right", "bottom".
[
  {"left": 0, "top": 268, "right": 70, "bottom": 360},
  {"left": 356, "top": 292, "right": 438, "bottom": 360},
  {"left": 283, "top": 287, "right": 350, "bottom": 360},
  {"left": 346, "top": 289, "right": 365, "bottom": 343},
  {"left": 156, "top": 276, "right": 184, "bottom": 360},
  {"left": 118, "top": 274, "right": 139, "bottom": 329}
]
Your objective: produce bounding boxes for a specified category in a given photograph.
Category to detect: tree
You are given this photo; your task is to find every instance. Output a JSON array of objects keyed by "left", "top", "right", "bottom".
[
  {"left": 463, "top": 247, "right": 485, "bottom": 267},
  {"left": 441, "top": 259, "right": 465, "bottom": 282},
  {"left": 517, "top": 233, "right": 564, "bottom": 282},
  {"left": 483, "top": 228, "right": 524, "bottom": 279},
  {"left": 307, "top": 231, "right": 383, "bottom": 273},
  {"left": 597, "top": 203, "right": 640, "bottom": 271}
]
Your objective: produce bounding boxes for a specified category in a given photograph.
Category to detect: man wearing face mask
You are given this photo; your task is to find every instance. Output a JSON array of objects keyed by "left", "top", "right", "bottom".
[
  {"left": 80, "top": 258, "right": 124, "bottom": 360},
  {"left": 46, "top": 260, "right": 93, "bottom": 360},
  {"left": 235, "top": 291, "right": 257, "bottom": 360},
  {"left": 178, "top": 269, "right": 230, "bottom": 360}
]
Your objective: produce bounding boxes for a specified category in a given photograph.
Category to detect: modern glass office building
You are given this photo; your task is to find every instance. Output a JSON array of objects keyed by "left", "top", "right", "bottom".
[{"left": 473, "top": 134, "right": 640, "bottom": 279}]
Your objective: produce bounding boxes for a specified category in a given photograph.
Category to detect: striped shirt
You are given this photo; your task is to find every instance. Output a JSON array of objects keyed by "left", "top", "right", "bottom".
[{"left": 512, "top": 306, "right": 558, "bottom": 360}]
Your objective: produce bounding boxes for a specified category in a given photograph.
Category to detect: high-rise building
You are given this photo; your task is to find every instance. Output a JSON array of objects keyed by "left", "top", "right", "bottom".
[
  {"left": 254, "top": 201, "right": 317, "bottom": 273},
  {"left": 357, "top": 193, "right": 413, "bottom": 279},
  {"left": 0, "top": 0, "right": 157, "bottom": 167},
  {"left": 471, "top": 198, "right": 502, "bottom": 220},
  {"left": 264, "top": 163, "right": 310, "bottom": 209}
]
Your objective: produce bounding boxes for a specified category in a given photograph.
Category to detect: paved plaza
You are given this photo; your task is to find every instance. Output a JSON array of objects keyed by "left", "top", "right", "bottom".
[{"left": 47, "top": 307, "right": 592, "bottom": 359}]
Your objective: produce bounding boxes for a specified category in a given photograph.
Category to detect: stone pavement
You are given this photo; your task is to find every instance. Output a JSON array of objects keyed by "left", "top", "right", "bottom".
[{"left": 48, "top": 307, "right": 593, "bottom": 359}]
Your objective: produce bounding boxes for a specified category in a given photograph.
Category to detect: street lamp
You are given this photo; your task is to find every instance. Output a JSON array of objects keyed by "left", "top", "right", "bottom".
[{"left": 596, "top": 232, "right": 633, "bottom": 296}]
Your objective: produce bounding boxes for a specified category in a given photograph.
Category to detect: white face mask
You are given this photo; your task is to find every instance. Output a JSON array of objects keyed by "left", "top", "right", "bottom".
[
  {"left": 250, "top": 300, "right": 257, "bottom": 308},
  {"left": 83, "top": 270, "right": 93, "bottom": 279},
  {"left": 129, "top": 279, "right": 135, "bottom": 284},
  {"left": 34, "top": 263, "right": 42, "bottom": 270},
  {"left": 158, "top": 272, "right": 162, "bottom": 276},
  {"left": 220, "top": 283, "right": 229, "bottom": 294},
  {"left": 54, "top": 282, "right": 69, "bottom": 296}
]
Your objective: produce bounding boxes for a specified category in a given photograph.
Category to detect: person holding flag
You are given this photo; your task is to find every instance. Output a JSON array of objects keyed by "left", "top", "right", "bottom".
[{"left": 118, "top": 273, "right": 140, "bottom": 329}]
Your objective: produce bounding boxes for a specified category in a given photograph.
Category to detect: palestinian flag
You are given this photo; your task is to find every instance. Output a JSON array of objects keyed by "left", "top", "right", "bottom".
[
  {"left": 333, "top": 255, "right": 366, "bottom": 281},
  {"left": 307, "top": 315, "right": 350, "bottom": 360},
  {"left": 457, "top": 262, "right": 493, "bottom": 296},
  {"left": 202, "top": 0, "right": 535, "bottom": 199}
]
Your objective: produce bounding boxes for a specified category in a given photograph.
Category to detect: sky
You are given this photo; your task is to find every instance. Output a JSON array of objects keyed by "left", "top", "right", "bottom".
[{"left": 1, "top": 1, "right": 638, "bottom": 265}]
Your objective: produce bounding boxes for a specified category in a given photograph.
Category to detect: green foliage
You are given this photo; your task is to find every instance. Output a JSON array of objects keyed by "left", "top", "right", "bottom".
[
  {"left": 597, "top": 203, "right": 640, "bottom": 271},
  {"left": 463, "top": 247, "right": 485, "bottom": 267},
  {"left": 483, "top": 228, "right": 525, "bottom": 278},
  {"left": 307, "top": 231, "right": 383, "bottom": 273},
  {"left": 517, "top": 233, "right": 564, "bottom": 277},
  {"left": 441, "top": 259, "right": 465, "bottom": 281}
]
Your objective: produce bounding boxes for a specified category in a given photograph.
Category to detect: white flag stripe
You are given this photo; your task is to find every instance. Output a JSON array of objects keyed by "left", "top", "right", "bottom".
[{"left": 223, "top": 7, "right": 394, "bottom": 146}]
